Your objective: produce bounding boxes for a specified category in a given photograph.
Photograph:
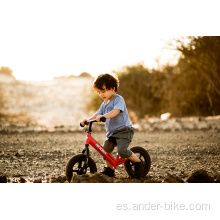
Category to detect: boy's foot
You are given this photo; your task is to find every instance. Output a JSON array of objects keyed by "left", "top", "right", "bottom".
[
  {"left": 100, "top": 167, "right": 115, "bottom": 177},
  {"left": 134, "top": 160, "right": 145, "bottom": 177}
]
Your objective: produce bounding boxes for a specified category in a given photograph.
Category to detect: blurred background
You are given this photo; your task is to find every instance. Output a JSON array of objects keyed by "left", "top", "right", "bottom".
[{"left": 0, "top": 1, "right": 220, "bottom": 132}]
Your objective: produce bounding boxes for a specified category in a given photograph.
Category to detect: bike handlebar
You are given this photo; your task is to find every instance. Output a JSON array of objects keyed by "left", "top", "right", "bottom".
[{"left": 80, "top": 116, "right": 106, "bottom": 127}]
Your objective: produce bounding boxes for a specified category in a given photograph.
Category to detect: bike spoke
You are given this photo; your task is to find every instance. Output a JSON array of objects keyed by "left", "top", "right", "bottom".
[
  {"left": 78, "top": 161, "right": 83, "bottom": 169},
  {"left": 139, "top": 153, "right": 142, "bottom": 159},
  {"left": 71, "top": 161, "right": 84, "bottom": 173}
]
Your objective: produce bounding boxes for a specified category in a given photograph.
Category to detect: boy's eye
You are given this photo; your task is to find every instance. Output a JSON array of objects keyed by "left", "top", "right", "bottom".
[{"left": 96, "top": 89, "right": 105, "bottom": 94}]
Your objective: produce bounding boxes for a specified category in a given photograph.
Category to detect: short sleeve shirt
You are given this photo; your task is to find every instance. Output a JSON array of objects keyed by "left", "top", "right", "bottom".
[{"left": 96, "top": 94, "right": 132, "bottom": 138}]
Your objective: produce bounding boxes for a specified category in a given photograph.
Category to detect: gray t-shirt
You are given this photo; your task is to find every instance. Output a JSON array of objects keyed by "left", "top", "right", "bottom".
[{"left": 96, "top": 94, "right": 132, "bottom": 138}]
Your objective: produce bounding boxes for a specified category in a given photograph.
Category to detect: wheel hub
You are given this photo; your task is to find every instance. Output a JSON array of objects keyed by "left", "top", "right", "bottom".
[{"left": 77, "top": 167, "right": 87, "bottom": 175}]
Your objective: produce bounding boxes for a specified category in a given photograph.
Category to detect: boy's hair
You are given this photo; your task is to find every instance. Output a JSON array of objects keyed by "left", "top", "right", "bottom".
[{"left": 93, "top": 73, "right": 119, "bottom": 92}]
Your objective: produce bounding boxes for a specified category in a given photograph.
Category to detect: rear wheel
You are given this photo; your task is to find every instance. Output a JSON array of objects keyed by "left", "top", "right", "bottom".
[
  {"left": 124, "top": 146, "right": 151, "bottom": 178},
  {"left": 66, "top": 154, "right": 97, "bottom": 182}
]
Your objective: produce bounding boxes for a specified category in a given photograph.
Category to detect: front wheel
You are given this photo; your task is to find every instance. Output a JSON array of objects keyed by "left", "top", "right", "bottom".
[
  {"left": 66, "top": 154, "right": 97, "bottom": 182},
  {"left": 124, "top": 146, "right": 151, "bottom": 178}
]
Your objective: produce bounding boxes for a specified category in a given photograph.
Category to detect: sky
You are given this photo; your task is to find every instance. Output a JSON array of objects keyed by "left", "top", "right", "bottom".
[{"left": 0, "top": 0, "right": 219, "bottom": 81}]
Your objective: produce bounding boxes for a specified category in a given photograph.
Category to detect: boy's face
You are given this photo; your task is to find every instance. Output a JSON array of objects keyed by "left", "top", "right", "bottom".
[{"left": 95, "top": 86, "right": 116, "bottom": 102}]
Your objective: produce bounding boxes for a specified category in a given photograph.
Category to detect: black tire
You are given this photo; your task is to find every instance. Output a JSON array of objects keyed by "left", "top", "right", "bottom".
[
  {"left": 66, "top": 154, "right": 97, "bottom": 182},
  {"left": 124, "top": 146, "right": 151, "bottom": 178}
]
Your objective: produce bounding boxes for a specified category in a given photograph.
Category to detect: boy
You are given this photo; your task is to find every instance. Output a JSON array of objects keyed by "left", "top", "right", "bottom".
[{"left": 80, "top": 73, "right": 144, "bottom": 177}]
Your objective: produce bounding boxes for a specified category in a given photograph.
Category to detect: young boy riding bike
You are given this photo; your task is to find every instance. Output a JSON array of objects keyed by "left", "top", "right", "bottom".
[{"left": 80, "top": 73, "right": 145, "bottom": 177}]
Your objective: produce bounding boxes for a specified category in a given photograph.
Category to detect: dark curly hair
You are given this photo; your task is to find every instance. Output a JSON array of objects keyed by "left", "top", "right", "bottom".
[{"left": 93, "top": 73, "right": 119, "bottom": 92}]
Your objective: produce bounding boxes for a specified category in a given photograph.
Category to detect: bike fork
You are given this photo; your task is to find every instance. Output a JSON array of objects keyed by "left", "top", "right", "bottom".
[{"left": 82, "top": 144, "right": 89, "bottom": 173}]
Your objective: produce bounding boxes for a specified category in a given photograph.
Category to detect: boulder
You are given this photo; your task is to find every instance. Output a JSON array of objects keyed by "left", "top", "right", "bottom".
[
  {"left": 20, "top": 177, "right": 26, "bottom": 183},
  {"left": 51, "top": 176, "right": 67, "bottom": 183},
  {"left": 186, "top": 169, "right": 215, "bottom": 183},
  {"left": 0, "top": 175, "right": 7, "bottom": 183},
  {"left": 33, "top": 178, "right": 42, "bottom": 183},
  {"left": 71, "top": 173, "right": 114, "bottom": 183},
  {"left": 70, "top": 173, "right": 143, "bottom": 183}
]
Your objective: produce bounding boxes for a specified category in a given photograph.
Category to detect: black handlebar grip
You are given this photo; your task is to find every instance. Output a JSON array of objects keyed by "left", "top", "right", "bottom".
[
  {"left": 80, "top": 120, "right": 89, "bottom": 127},
  {"left": 100, "top": 116, "right": 106, "bottom": 122}
]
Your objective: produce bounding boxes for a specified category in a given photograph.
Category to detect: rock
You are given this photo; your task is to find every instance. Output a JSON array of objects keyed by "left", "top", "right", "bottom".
[
  {"left": 195, "top": 121, "right": 210, "bottom": 130},
  {"left": 163, "top": 174, "right": 184, "bottom": 183},
  {"left": 51, "top": 176, "right": 67, "bottom": 183},
  {"left": 0, "top": 175, "right": 7, "bottom": 183},
  {"left": 186, "top": 169, "right": 215, "bottom": 183},
  {"left": 15, "top": 152, "right": 20, "bottom": 157},
  {"left": 71, "top": 173, "right": 114, "bottom": 183},
  {"left": 70, "top": 173, "right": 144, "bottom": 183},
  {"left": 114, "top": 178, "right": 142, "bottom": 183},
  {"left": 180, "top": 121, "right": 195, "bottom": 130},
  {"left": 20, "top": 177, "right": 26, "bottom": 183},
  {"left": 214, "top": 175, "right": 220, "bottom": 183},
  {"left": 161, "top": 113, "right": 171, "bottom": 121},
  {"left": 33, "top": 178, "right": 42, "bottom": 183}
]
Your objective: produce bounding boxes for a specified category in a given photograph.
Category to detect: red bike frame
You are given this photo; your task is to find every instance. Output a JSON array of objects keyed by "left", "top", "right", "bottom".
[{"left": 85, "top": 133, "right": 128, "bottom": 169}]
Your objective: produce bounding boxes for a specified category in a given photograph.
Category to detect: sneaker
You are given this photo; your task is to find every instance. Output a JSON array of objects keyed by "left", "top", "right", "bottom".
[
  {"left": 100, "top": 167, "right": 115, "bottom": 177},
  {"left": 134, "top": 160, "right": 145, "bottom": 177}
]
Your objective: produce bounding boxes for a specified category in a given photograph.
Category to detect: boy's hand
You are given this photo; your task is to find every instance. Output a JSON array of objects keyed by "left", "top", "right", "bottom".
[
  {"left": 80, "top": 119, "right": 87, "bottom": 127},
  {"left": 96, "top": 115, "right": 103, "bottom": 122}
]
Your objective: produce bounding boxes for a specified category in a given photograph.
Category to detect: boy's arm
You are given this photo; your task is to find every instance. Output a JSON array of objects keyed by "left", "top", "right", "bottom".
[
  {"left": 80, "top": 114, "right": 98, "bottom": 126},
  {"left": 96, "top": 109, "right": 120, "bottom": 122},
  {"left": 88, "top": 114, "right": 98, "bottom": 120}
]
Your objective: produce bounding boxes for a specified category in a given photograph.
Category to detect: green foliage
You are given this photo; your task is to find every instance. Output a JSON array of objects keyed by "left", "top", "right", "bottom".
[
  {"left": 171, "top": 36, "right": 220, "bottom": 116},
  {"left": 88, "top": 37, "right": 220, "bottom": 119},
  {"left": 116, "top": 64, "right": 165, "bottom": 118}
]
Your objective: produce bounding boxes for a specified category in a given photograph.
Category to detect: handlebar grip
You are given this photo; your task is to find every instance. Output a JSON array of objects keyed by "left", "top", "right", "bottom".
[
  {"left": 80, "top": 117, "right": 105, "bottom": 127},
  {"left": 100, "top": 116, "right": 106, "bottom": 122},
  {"left": 80, "top": 121, "right": 89, "bottom": 127}
]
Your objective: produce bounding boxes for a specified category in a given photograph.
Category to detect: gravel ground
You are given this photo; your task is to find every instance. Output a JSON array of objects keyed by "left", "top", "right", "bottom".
[{"left": 0, "top": 129, "right": 220, "bottom": 183}]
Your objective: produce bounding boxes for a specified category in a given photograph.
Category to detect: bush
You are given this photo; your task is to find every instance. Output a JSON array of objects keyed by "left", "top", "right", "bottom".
[{"left": 87, "top": 37, "right": 220, "bottom": 119}]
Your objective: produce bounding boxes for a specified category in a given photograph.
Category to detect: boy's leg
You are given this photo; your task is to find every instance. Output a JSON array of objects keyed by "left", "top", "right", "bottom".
[
  {"left": 128, "top": 153, "right": 141, "bottom": 163},
  {"left": 105, "top": 160, "right": 114, "bottom": 170},
  {"left": 115, "top": 137, "right": 141, "bottom": 163},
  {"left": 116, "top": 138, "right": 144, "bottom": 177},
  {"left": 116, "top": 138, "right": 133, "bottom": 159},
  {"left": 103, "top": 139, "right": 116, "bottom": 170},
  {"left": 100, "top": 139, "right": 116, "bottom": 177}
]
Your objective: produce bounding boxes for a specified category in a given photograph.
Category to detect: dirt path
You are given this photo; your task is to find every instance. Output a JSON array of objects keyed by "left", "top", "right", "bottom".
[{"left": 0, "top": 130, "right": 220, "bottom": 183}]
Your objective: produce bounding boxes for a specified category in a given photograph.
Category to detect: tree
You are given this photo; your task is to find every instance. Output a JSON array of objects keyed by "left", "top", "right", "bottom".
[
  {"left": 116, "top": 64, "right": 166, "bottom": 118},
  {"left": 88, "top": 37, "right": 220, "bottom": 119},
  {"left": 171, "top": 36, "right": 220, "bottom": 115},
  {"left": 0, "top": 66, "right": 14, "bottom": 77},
  {"left": 79, "top": 72, "right": 93, "bottom": 78}
]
